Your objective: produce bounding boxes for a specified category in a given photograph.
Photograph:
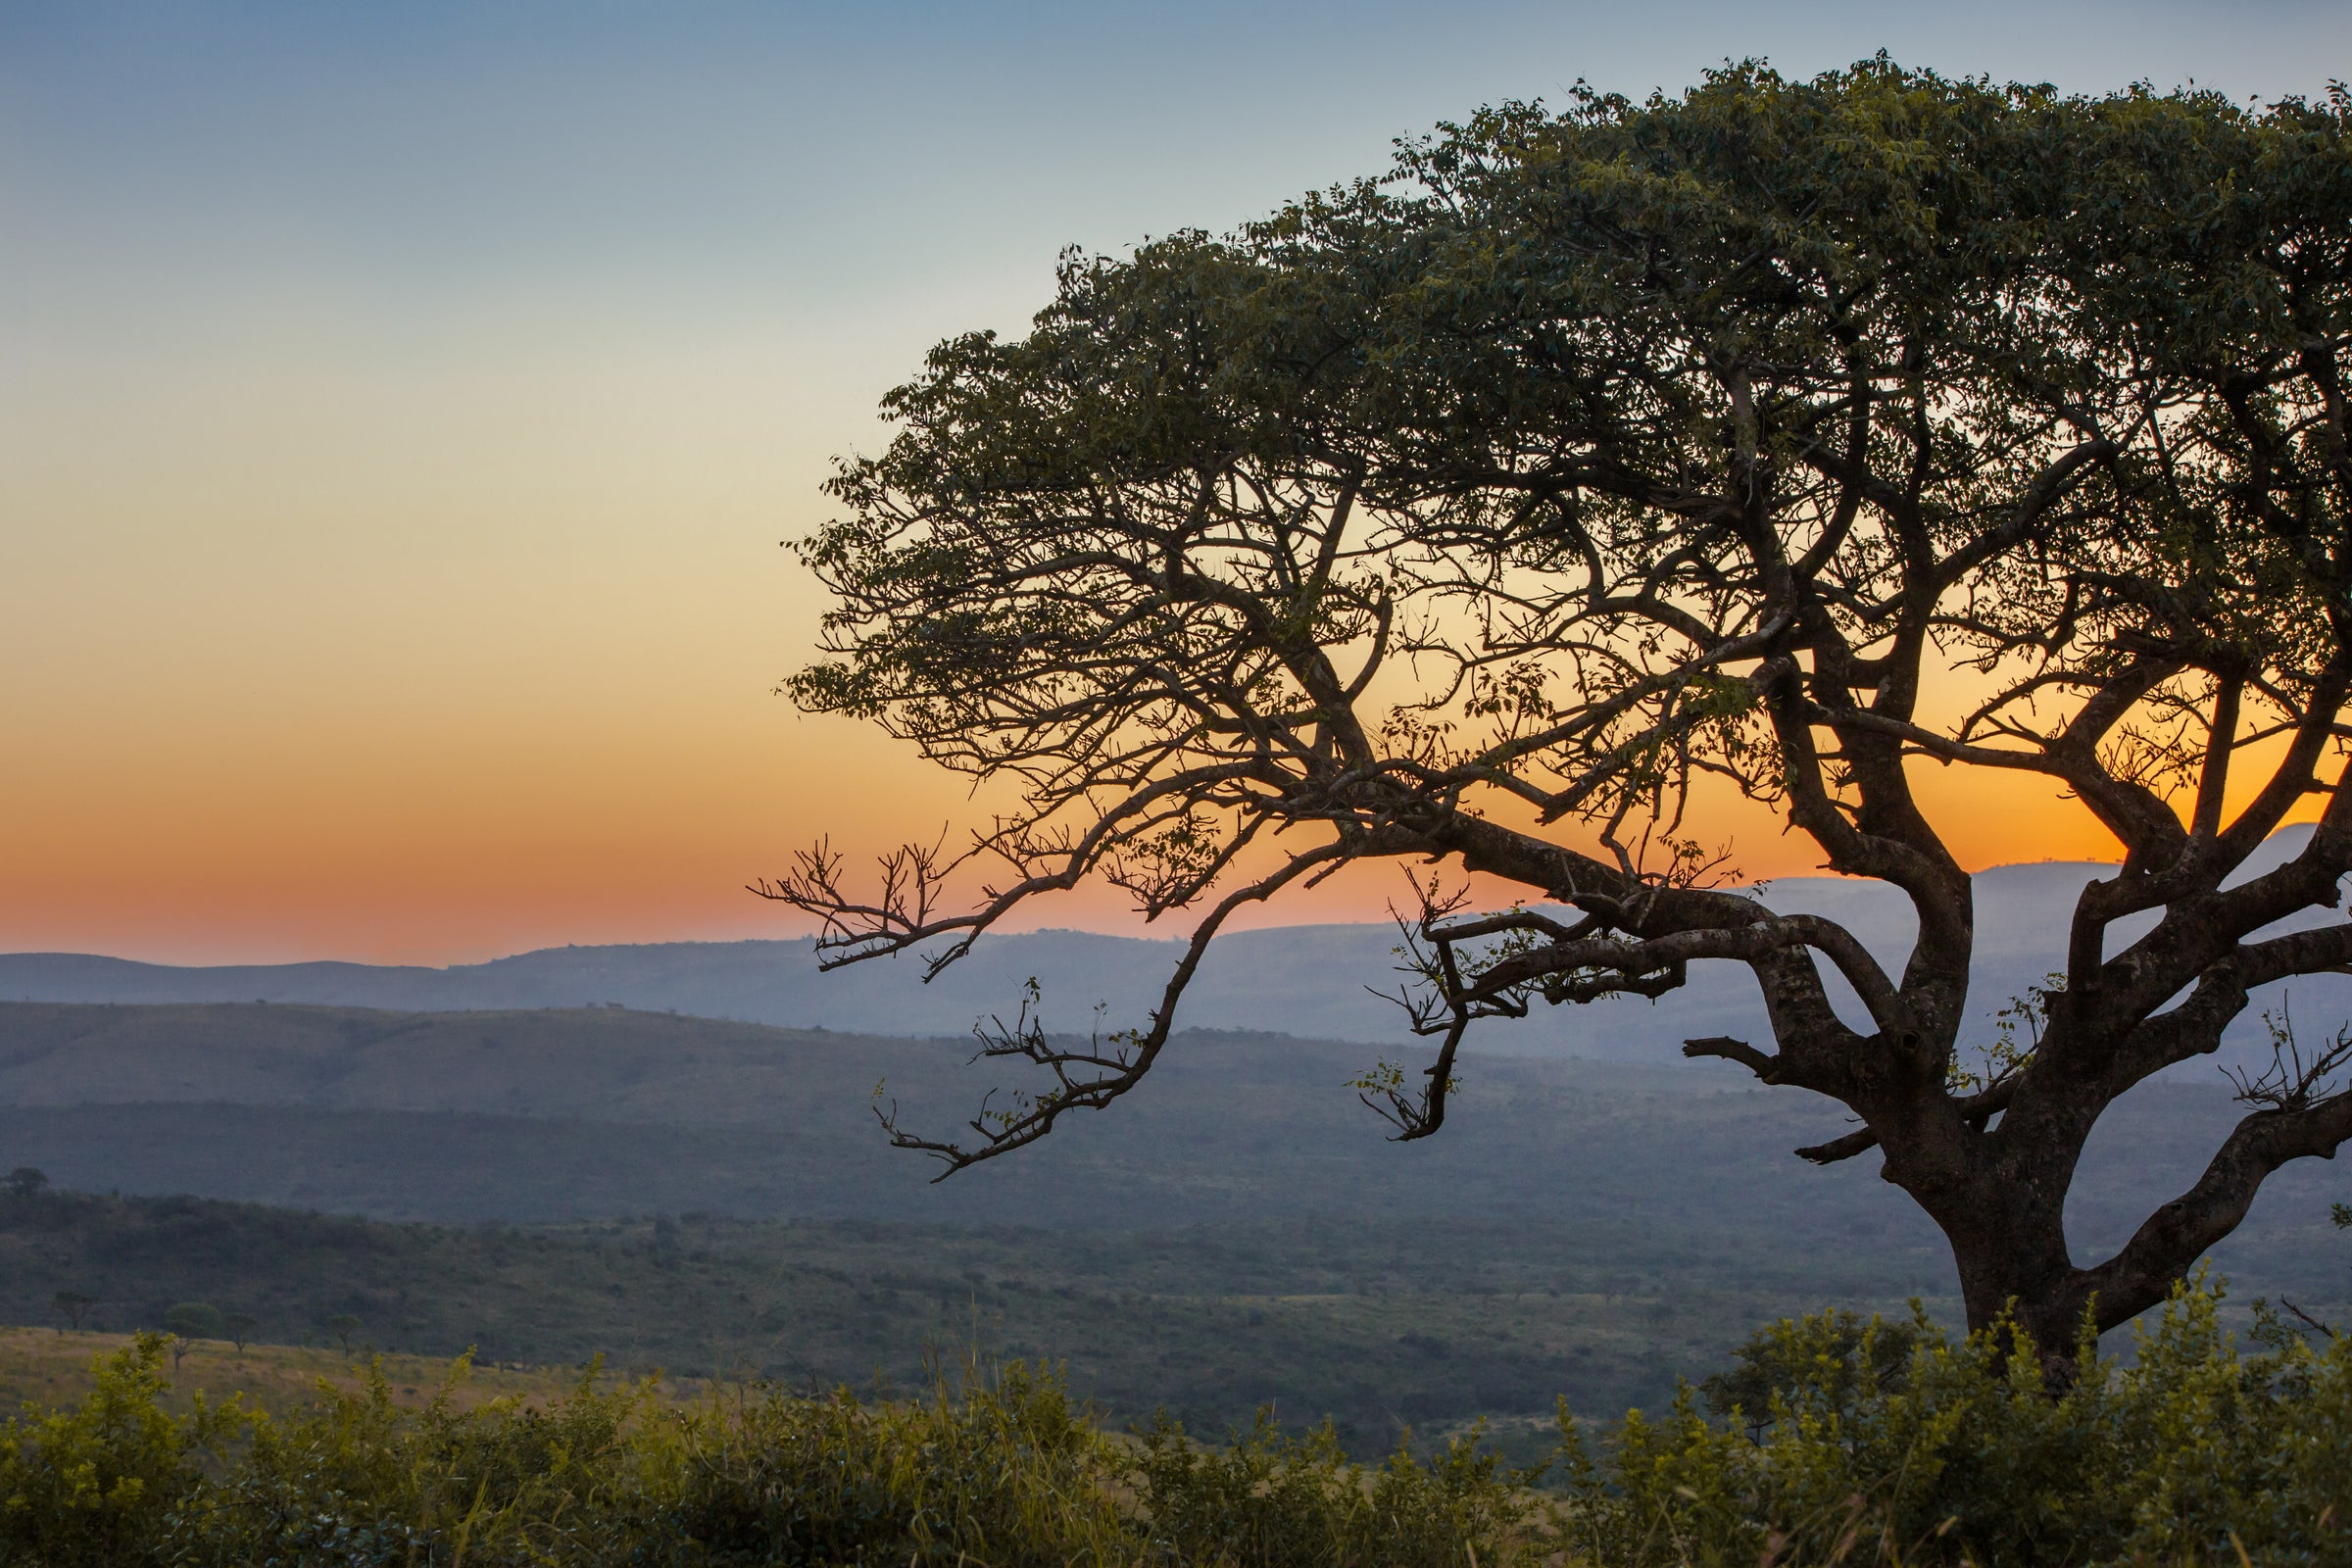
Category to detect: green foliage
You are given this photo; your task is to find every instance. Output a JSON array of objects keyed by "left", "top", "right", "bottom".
[
  {"left": 1557, "top": 1275, "right": 2352, "bottom": 1567},
  {"left": 634, "top": 1358, "right": 1129, "bottom": 1567},
  {"left": 1131, "top": 1408, "right": 1533, "bottom": 1567},
  {"left": 0, "top": 1334, "right": 237, "bottom": 1566},
  {"left": 164, "top": 1354, "right": 657, "bottom": 1568},
  {"left": 7, "top": 1277, "right": 2352, "bottom": 1564},
  {"left": 0, "top": 1338, "right": 1542, "bottom": 1568},
  {"left": 1696, "top": 1308, "right": 1923, "bottom": 1440},
  {"left": 161, "top": 1303, "right": 225, "bottom": 1344}
]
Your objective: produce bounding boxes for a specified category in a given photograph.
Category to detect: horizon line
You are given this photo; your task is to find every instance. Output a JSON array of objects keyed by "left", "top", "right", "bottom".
[{"left": 0, "top": 845, "right": 2203, "bottom": 973}]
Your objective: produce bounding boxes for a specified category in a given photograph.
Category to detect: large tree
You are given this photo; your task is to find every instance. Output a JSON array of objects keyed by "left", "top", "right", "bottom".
[{"left": 770, "top": 62, "right": 2352, "bottom": 1363}]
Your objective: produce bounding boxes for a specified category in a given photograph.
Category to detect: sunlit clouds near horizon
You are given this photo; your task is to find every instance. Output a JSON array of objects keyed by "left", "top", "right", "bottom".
[{"left": 5, "top": 1, "right": 2346, "bottom": 964}]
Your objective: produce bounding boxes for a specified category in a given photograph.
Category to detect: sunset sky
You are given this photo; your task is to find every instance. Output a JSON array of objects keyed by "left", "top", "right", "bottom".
[{"left": 6, "top": 2, "right": 2347, "bottom": 965}]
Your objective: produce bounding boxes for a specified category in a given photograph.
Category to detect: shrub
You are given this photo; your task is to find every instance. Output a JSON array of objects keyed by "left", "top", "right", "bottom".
[
  {"left": 1555, "top": 1273, "right": 2352, "bottom": 1566},
  {"left": 162, "top": 1352, "right": 652, "bottom": 1567},
  {"left": 1130, "top": 1407, "right": 1536, "bottom": 1567},
  {"left": 629, "top": 1357, "right": 1131, "bottom": 1566},
  {"left": 0, "top": 1334, "right": 234, "bottom": 1567},
  {"left": 8, "top": 1275, "right": 2352, "bottom": 1565}
]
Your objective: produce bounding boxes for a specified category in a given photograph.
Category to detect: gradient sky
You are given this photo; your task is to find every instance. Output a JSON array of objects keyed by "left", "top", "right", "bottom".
[{"left": 5, "top": 2, "right": 2347, "bottom": 964}]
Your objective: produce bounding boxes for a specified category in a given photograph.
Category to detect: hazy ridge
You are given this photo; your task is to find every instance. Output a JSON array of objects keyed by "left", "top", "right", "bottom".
[{"left": 7, "top": 832, "right": 2347, "bottom": 1075}]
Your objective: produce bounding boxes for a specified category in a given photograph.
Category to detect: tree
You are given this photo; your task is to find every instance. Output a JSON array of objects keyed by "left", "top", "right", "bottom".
[
  {"left": 50, "top": 1290, "right": 96, "bottom": 1334},
  {"left": 163, "top": 1301, "right": 225, "bottom": 1347},
  {"left": 6, "top": 1166, "right": 48, "bottom": 1200},
  {"left": 222, "top": 1312, "right": 258, "bottom": 1353},
  {"left": 769, "top": 61, "right": 2352, "bottom": 1368},
  {"left": 326, "top": 1312, "right": 364, "bottom": 1355}
]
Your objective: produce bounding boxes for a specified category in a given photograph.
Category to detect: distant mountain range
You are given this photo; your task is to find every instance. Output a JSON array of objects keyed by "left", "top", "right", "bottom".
[{"left": 4, "top": 829, "right": 2343, "bottom": 1075}]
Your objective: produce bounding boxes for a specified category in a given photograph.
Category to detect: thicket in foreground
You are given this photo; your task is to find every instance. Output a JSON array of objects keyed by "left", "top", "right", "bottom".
[
  {"left": 1560, "top": 1278, "right": 2352, "bottom": 1566},
  {"left": 3, "top": 1278, "right": 2348, "bottom": 1565}
]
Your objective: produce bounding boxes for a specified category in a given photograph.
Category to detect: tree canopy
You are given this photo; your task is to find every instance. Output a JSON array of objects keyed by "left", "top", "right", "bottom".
[{"left": 770, "top": 60, "right": 2352, "bottom": 1353}]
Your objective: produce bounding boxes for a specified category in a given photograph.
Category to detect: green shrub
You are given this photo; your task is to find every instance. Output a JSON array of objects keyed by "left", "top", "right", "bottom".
[
  {"left": 162, "top": 1354, "right": 650, "bottom": 1566},
  {"left": 0, "top": 1334, "right": 233, "bottom": 1567},
  {"left": 1698, "top": 1308, "right": 1923, "bottom": 1440},
  {"left": 10, "top": 1276, "right": 2352, "bottom": 1565},
  {"left": 1130, "top": 1406, "right": 1534, "bottom": 1567},
  {"left": 1556, "top": 1273, "right": 2352, "bottom": 1566},
  {"left": 629, "top": 1357, "right": 1131, "bottom": 1566}
]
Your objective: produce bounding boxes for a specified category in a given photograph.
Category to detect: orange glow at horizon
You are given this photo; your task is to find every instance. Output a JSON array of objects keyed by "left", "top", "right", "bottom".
[
  {"left": 10, "top": 652, "right": 2298, "bottom": 969},
  {"left": 2, "top": 322, "right": 2312, "bottom": 966},
  {"left": 1, "top": 332, "right": 2311, "bottom": 968}
]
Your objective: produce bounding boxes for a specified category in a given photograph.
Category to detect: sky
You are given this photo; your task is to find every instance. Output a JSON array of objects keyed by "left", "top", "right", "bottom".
[{"left": 4, "top": 2, "right": 2348, "bottom": 965}]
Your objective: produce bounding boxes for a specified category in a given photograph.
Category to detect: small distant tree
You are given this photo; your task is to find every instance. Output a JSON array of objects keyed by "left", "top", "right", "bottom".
[
  {"left": 651, "top": 1213, "right": 681, "bottom": 1271},
  {"left": 163, "top": 1301, "right": 225, "bottom": 1346},
  {"left": 5, "top": 1166, "right": 48, "bottom": 1200},
  {"left": 222, "top": 1311, "right": 258, "bottom": 1353},
  {"left": 49, "top": 1290, "right": 96, "bottom": 1334},
  {"left": 326, "top": 1312, "right": 363, "bottom": 1354}
]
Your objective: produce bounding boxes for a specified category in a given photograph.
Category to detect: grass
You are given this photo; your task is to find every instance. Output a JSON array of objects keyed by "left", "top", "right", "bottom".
[{"left": 0, "top": 1324, "right": 634, "bottom": 1420}]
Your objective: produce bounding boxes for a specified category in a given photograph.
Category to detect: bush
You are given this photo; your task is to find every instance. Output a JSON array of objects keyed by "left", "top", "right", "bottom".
[
  {"left": 0, "top": 1334, "right": 236, "bottom": 1567},
  {"left": 7, "top": 1276, "right": 2352, "bottom": 1565},
  {"left": 162, "top": 1352, "right": 650, "bottom": 1566},
  {"left": 630, "top": 1357, "right": 1130, "bottom": 1566},
  {"left": 1555, "top": 1273, "right": 2352, "bottom": 1566},
  {"left": 1130, "top": 1406, "right": 1534, "bottom": 1567}
]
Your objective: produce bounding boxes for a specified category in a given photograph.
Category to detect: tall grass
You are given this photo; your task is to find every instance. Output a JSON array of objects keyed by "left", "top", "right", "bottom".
[{"left": 3, "top": 1275, "right": 2347, "bottom": 1565}]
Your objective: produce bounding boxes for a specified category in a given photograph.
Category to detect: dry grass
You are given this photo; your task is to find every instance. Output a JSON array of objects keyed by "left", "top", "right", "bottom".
[{"left": 0, "top": 1323, "right": 691, "bottom": 1420}]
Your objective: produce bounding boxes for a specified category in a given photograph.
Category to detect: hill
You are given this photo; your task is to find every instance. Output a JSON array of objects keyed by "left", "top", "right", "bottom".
[
  {"left": 5, "top": 1182, "right": 2346, "bottom": 1461},
  {"left": 0, "top": 1187, "right": 1910, "bottom": 1453},
  {"left": 6, "top": 998, "right": 2348, "bottom": 1453},
  {"left": 0, "top": 1000, "right": 2342, "bottom": 1285},
  {"left": 7, "top": 832, "right": 2343, "bottom": 1075},
  {"left": 0, "top": 1001, "right": 1915, "bottom": 1229}
]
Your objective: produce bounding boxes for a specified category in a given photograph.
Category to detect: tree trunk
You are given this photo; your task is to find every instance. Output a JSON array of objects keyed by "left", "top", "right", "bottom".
[
  {"left": 1884, "top": 1091, "right": 2104, "bottom": 1382},
  {"left": 1943, "top": 1207, "right": 2095, "bottom": 1381}
]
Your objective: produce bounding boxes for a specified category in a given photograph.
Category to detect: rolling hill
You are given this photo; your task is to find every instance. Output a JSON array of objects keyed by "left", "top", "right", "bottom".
[
  {"left": 0, "top": 1000, "right": 2341, "bottom": 1282},
  {"left": 4, "top": 997, "right": 2346, "bottom": 1449},
  {"left": 8, "top": 832, "right": 2342, "bottom": 1076}
]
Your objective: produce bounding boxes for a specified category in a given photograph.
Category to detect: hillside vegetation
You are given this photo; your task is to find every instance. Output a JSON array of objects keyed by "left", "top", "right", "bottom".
[
  {"left": 0, "top": 1002, "right": 1968, "bottom": 1234},
  {"left": 7, "top": 1179, "right": 2350, "bottom": 1465},
  {"left": 0, "top": 1002, "right": 2336, "bottom": 1252},
  {"left": 0, "top": 1186, "right": 1934, "bottom": 1456},
  {"left": 3, "top": 999, "right": 2346, "bottom": 1450}
]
